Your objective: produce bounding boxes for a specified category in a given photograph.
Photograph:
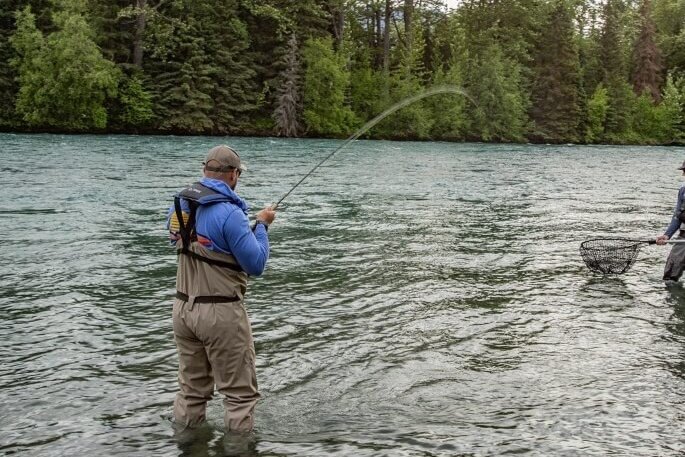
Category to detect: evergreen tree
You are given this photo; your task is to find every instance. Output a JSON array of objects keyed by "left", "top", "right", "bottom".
[
  {"left": 466, "top": 44, "right": 529, "bottom": 142},
  {"left": 458, "top": 0, "right": 541, "bottom": 68},
  {"left": 115, "top": 73, "right": 153, "bottom": 128},
  {"left": 599, "top": 0, "right": 626, "bottom": 80},
  {"left": 426, "top": 62, "right": 467, "bottom": 140},
  {"left": 11, "top": 2, "right": 120, "bottom": 129},
  {"left": 652, "top": 0, "right": 685, "bottom": 75},
  {"left": 199, "top": 1, "right": 256, "bottom": 133},
  {"left": 577, "top": 1, "right": 604, "bottom": 100},
  {"left": 373, "top": 66, "right": 431, "bottom": 139},
  {"left": 0, "top": 0, "right": 24, "bottom": 127},
  {"left": 599, "top": 0, "right": 633, "bottom": 138},
  {"left": 241, "top": 0, "right": 330, "bottom": 128},
  {"left": 586, "top": 83, "right": 609, "bottom": 142},
  {"left": 632, "top": 92, "right": 661, "bottom": 142},
  {"left": 631, "top": 0, "right": 663, "bottom": 102},
  {"left": 654, "top": 73, "right": 684, "bottom": 142},
  {"left": 349, "top": 65, "right": 384, "bottom": 129},
  {"left": 156, "top": 40, "right": 214, "bottom": 133},
  {"left": 89, "top": 0, "right": 133, "bottom": 66},
  {"left": 530, "top": 1, "right": 581, "bottom": 142},
  {"left": 302, "top": 37, "right": 356, "bottom": 136},
  {"left": 144, "top": 0, "right": 256, "bottom": 134},
  {"left": 273, "top": 34, "right": 302, "bottom": 137},
  {"left": 605, "top": 77, "right": 637, "bottom": 140}
]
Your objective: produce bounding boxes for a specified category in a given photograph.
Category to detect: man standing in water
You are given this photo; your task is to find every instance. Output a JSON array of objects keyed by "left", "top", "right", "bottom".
[
  {"left": 656, "top": 160, "right": 685, "bottom": 282},
  {"left": 167, "top": 145, "right": 275, "bottom": 432}
]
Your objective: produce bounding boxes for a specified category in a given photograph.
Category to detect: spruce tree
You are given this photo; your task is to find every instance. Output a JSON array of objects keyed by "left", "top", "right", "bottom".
[
  {"left": 155, "top": 40, "right": 214, "bottom": 133},
  {"left": 466, "top": 44, "right": 529, "bottom": 142},
  {"left": 599, "top": 0, "right": 632, "bottom": 138},
  {"left": 0, "top": 0, "right": 23, "bottom": 127},
  {"left": 273, "top": 34, "right": 302, "bottom": 137},
  {"left": 586, "top": 84, "right": 609, "bottom": 142},
  {"left": 651, "top": 0, "right": 685, "bottom": 75},
  {"left": 427, "top": 62, "right": 467, "bottom": 140},
  {"left": 655, "top": 73, "right": 684, "bottom": 142},
  {"left": 530, "top": 1, "right": 581, "bottom": 142},
  {"left": 631, "top": 0, "right": 663, "bottom": 102},
  {"left": 201, "top": 1, "right": 256, "bottom": 134}
]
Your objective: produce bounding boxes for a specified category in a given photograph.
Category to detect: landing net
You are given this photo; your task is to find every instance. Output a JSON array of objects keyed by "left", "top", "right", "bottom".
[{"left": 579, "top": 238, "right": 643, "bottom": 274}]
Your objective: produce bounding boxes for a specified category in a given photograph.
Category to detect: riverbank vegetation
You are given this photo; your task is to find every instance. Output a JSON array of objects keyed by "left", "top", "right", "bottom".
[{"left": 1, "top": 0, "right": 684, "bottom": 144}]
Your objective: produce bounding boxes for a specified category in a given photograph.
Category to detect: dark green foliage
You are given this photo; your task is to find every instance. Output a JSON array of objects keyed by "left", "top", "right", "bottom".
[
  {"left": 600, "top": 0, "right": 627, "bottom": 81},
  {"left": 426, "top": 63, "right": 467, "bottom": 140},
  {"left": 654, "top": 73, "right": 685, "bottom": 142},
  {"left": 373, "top": 68, "right": 431, "bottom": 139},
  {"left": 115, "top": 73, "right": 153, "bottom": 127},
  {"left": 0, "top": 0, "right": 683, "bottom": 143},
  {"left": 11, "top": 3, "right": 120, "bottom": 130},
  {"left": 530, "top": 1, "right": 581, "bottom": 142},
  {"left": 466, "top": 44, "right": 529, "bottom": 142},
  {"left": 144, "top": 0, "right": 256, "bottom": 134},
  {"left": 273, "top": 34, "right": 302, "bottom": 137},
  {"left": 604, "top": 76, "right": 638, "bottom": 139},
  {"left": 0, "top": 0, "right": 25, "bottom": 127},
  {"left": 631, "top": 0, "right": 664, "bottom": 102},
  {"left": 302, "top": 37, "right": 356, "bottom": 136},
  {"left": 586, "top": 84, "right": 609, "bottom": 142},
  {"left": 652, "top": 0, "right": 685, "bottom": 75}
]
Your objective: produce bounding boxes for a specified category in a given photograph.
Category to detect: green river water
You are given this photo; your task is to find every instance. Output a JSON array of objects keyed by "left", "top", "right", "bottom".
[{"left": 1, "top": 133, "right": 684, "bottom": 456}]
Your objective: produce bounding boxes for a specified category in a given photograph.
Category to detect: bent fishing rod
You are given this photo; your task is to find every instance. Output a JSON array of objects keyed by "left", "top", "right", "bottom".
[{"left": 272, "top": 85, "right": 474, "bottom": 210}]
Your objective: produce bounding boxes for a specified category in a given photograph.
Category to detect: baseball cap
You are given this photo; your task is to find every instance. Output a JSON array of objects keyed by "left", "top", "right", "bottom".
[{"left": 203, "top": 145, "right": 247, "bottom": 173}]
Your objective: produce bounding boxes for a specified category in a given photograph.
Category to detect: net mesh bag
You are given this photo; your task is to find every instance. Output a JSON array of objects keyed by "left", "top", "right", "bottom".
[{"left": 579, "top": 238, "right": 643, "bottom": 274}]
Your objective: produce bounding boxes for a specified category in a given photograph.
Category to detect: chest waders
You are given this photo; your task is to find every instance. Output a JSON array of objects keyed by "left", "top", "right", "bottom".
[
  {"left": 173, "top": 182, "right": 248, "bottom": 302},
  {"left": 171, "top": 182, "right": 260, "bottom": 432}
]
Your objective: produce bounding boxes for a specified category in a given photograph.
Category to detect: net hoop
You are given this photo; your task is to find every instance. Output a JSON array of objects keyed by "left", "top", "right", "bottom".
[{"left": 579, "top": 238, "right": 644, "bottom": 275}]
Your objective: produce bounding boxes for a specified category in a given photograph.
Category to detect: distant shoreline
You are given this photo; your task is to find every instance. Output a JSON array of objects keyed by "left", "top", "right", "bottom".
[{"left": 1, "top": 128, "right": 683, "bottom": 147}]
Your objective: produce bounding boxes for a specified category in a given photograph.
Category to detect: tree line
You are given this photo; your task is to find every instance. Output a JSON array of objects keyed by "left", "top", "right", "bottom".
[{"left": 1, "top": 0, "right": 685, "bottom": 144}]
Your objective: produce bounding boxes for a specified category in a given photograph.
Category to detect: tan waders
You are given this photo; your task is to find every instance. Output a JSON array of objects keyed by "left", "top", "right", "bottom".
[{"left": 172, "top": 242, "right": 259, "bottom": 432}]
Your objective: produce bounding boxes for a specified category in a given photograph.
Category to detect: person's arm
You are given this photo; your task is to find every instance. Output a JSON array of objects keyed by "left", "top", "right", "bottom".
[
  {"left": 222, "top": 209, "right": 270, "bottom": 276},
  {"left": 658, "top": 188, "right": 683, "bottom": 243}
]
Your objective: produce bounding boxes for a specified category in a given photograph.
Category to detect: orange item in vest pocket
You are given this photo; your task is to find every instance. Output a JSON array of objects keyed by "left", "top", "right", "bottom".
[{"left": 197, "top": 235, "right": 212, "bottom": 246}]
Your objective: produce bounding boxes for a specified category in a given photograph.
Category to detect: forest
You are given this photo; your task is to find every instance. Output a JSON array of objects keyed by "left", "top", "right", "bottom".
[{"left": 1, "top": 0, "right": 685, "bottom": 144}]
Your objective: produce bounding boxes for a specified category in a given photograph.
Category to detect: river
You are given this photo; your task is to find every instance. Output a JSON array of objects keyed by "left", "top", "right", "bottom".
[{"left": 1, "top": 133, "right": 684, "bottom": 456}]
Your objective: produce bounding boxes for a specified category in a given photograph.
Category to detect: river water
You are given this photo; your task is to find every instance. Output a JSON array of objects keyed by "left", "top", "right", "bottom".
[{"left": 1, "top": 133, "right": 684, "bottom": 456}]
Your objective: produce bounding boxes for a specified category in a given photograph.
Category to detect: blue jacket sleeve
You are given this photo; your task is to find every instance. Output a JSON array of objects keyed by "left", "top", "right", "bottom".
[
  {"left": 665, "top": 187, "right": 684, "bottom": 238},
  {"left": 222, "top": 209, "right": 270, "bottom": 276}
]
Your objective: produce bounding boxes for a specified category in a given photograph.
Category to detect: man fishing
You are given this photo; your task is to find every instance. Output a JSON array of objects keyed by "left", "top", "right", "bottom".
[
  {"left": 656, "top": 159, "right": 685, "bottom": 282},
  {"left": 167, "top": 145, "right": 275, "bottom": 432}
]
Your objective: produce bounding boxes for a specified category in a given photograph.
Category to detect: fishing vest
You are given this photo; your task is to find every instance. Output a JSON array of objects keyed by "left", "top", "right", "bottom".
[{"left": 173, "top": 182, "right": 248, "bottom": 303}]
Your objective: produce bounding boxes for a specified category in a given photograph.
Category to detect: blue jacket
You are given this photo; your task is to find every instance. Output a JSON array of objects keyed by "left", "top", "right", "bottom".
[
  {"left": 664, "top": 185, "right": 685, "bottom": 238},
  {"left": 168, "top": 177, "right": 269, "bottom": 276}
]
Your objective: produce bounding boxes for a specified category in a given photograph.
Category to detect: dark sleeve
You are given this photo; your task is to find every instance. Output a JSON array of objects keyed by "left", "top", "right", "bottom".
[{"left": 665, "top": 187, "right": 684, "bottom": 238}]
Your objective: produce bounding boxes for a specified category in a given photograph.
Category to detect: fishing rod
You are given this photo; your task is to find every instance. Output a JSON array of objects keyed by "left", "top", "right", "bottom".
[{"left": 272, "top": 85, "right": 474, "bottom": 210}]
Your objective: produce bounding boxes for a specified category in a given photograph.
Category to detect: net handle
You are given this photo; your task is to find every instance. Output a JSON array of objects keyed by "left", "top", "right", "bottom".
[{"left": 639, "top": 239, "right": 685, "bottom": 245}]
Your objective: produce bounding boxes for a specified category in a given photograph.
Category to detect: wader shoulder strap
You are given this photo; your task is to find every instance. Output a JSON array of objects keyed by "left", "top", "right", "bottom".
[
  {"left": 173, "top": 184, "right": 243, "bottom": 273},
  {"left": 174, "top": 195, "right": 197, "bottom": 253}
]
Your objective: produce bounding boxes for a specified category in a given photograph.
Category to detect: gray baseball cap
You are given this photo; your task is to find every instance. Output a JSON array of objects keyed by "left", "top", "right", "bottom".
[{"left": 204, "top": 145, "right": 247, "bottom": 172}]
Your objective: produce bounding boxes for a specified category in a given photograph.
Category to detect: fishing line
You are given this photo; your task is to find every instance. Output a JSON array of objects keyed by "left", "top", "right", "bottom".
[{"left": 273, "top": 85, "right": 475, "bottom": 210}]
